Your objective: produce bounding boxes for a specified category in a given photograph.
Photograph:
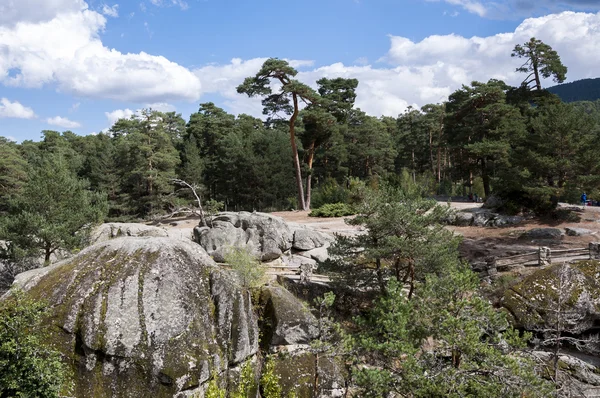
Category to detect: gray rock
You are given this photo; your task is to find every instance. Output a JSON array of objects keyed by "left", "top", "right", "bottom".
[
  {"left": 532, "top": 351, "right": 600, "bottom": 397},
  {"left": 292, "top": 227, "right": 334, "bottom": 251},
  {"left": 90, "top": 222, "right": 168, "bottom": 244},
  {"left": 521, "top": 228, "right": 563, "bottom": 240},
  {"left": 261, "top": 286, "right": 318, "bottom": 346},
  {"left": 503, "top": 261, "right": 600, "bottom": 337},
  {"left": 9, "top": 237, "right": 259, "bottom": 396},
  {"left": 454, "top": 212, "right": 474, "bottom": 226},
  {"left": 473, "top": 211, "right": 494, "bottom": 227},
  {"left": 297, "top": 243, "right": 330, "bottom": 262},
  {"left": 492, "top": 215, "right": 524, "bottom": 227},
  {"left": 483, "top": 194, "right": 503, "bottom": 209},
  {"left": 566, "top": 227, "right": 594, "bottom": 237},
  {"left": 195, "top": 212, "right": 293, "bottom": 262}
]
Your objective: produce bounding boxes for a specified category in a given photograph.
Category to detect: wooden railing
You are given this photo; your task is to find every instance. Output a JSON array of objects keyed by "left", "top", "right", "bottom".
[{"left": 480, "top": 242, "right": 600, "bottom": 278}]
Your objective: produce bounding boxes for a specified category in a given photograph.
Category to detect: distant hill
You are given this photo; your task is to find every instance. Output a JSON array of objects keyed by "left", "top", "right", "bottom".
[{"left": 547, "top": 78, "right": 600, "bottom": 102}]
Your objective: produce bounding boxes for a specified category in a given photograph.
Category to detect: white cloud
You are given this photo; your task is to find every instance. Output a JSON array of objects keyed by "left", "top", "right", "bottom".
[
  {"left": 105, "top": 108, "right": 136, "bottom": 126},
  {"left": 0, "top": 2, "right": 202, "bottom": 103},
  {"left": 0, "top": 0, "right": 87, "bottom": 27},
  {"left": 47, "top": 116, "right": 81, "bottom": 129},
  {"left": 0, "top": 98, "right": 36, "bottom": 119},
  {"left": 146, "top": 102, "right": 176, "bottom": 112},
  {"left": 148, "top": 0, "right": 189, "bottom": 10},
  {"left": 101, "top": 4, "right": 119, "bottom": 18},
  {"left": 429, "top": 0, "right": 600, "bottom": 18},
  {"left": 193, "top": 11, "right": 600, "bottom": 118}
]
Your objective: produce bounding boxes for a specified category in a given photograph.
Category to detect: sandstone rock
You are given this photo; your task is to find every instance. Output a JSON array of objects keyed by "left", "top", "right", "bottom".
[
  {"left": 566, "top": 227, "right": 594, "bottom": 237},
  {"left": 260, "top": 286, "right": 318, "bottom": 347},
  {"left": 521, "top": 228, "right": 563, "bottom": 240},
  {"left": 9, "top": 237, "right": 259, "bottom": 397},
  {"left": 194, "top": 212, "right": 293, "bottom": 262},
  {"left": 90, "top": 223, "right": 168, "bottom": 244}
]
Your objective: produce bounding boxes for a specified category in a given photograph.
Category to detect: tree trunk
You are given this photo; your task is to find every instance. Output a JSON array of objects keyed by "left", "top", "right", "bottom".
[
  {"left": 305, "top": 141, "right": 316, "bottom": 210},
  {"left": 533, "top": 60, "right": 542, "bottom": 91},
  {"left": 429, "top": 128, "right": 435, "bottom": 176},
  {"left": 481, "top": 157, "right": 491, "bottom": 197},
  {"left": 289, "top": 93, "right": 307, "bottom": 211}
]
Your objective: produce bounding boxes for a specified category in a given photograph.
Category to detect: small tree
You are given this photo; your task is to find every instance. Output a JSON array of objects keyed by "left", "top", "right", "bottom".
[
  {"left": 0, "top": 154, "right": 107, "bottom": 264},
  {"left": 327, "top": 184, "right": 459, "bottom": 298},
  {"left": 0, "top": 290, "right": 71, "bottom": 397}
]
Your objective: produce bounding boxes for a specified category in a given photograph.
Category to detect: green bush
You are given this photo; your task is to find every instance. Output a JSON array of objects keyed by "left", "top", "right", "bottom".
[
  {"left": 309, "top": 203, "right": 356, "bottom": 218},
  {"left": 223, "top": 246, "right": 265, "bottom": 289},
  {"left": 311, "top": 178, "right": 349, "bottom": 209},
  {"left": 0, "top": 290, "right": 71, "bottom": 398}
]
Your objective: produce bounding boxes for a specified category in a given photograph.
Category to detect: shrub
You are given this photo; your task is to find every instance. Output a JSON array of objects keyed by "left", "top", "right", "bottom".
[
  {"left": 309, "top": 203, "right": 356, "bottom": 218},
  {"left": 311, "top": 178, "right": 349, "bottom": 209},
  {"left": 260, "top": 358, "right": 282, "bottom": 398},
  {"left": 0, "top": 290, "right": 71, "bottom": 397},
  {"left": 223, "top": 246, "right": 265, "bottom": 289}
]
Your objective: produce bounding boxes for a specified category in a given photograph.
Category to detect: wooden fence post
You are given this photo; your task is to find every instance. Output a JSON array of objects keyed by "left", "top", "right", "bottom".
[
  {"left": 589, "top": 242, "right": 600, "bottom": 260},
  {"left": 539, "top": 247, "right": 551, "bottom": 267},
  {"left": 485, "top": 256, "right": 497, "bottom": 278}
]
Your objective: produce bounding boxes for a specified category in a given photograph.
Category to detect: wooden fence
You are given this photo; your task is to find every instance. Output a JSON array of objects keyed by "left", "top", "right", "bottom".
[{"left": 481, "top": 242, "right": 600, "bottom": 278}]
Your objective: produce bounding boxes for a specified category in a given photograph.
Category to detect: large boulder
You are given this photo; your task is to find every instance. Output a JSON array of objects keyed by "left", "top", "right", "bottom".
[
  {"left": 194, "top": 212, "right": 294, "bottom": 262},
  {"left": 291, "top": 227, "right": 334, "bottom": 251},
  {"left": 90, "top": 223, "right": 169, "bottom": 244},
  {"left": 502, "top": 261, "right": 600, "bottom": 336},
  {"left": 260, "top": 286, "right": 318, "bottom": 347},
  {"left": 9, "top": 237, "right": 259, "bottom": 397}
]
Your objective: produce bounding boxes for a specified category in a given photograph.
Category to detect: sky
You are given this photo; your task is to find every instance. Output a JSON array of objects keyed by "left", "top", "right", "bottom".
[{"left": 1, "top": 0, "right": 600, "bottom": 142}]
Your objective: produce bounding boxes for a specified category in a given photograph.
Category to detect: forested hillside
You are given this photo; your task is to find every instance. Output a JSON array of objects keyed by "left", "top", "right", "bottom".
[{"left": 548, "top": 78, "right": 600, "bottom": 102}]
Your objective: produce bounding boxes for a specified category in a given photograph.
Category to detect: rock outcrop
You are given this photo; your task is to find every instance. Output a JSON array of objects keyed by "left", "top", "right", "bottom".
[
  {"left": 446, "top": 210, "right": 523, "bottom": 227},
  {"left": 90, "top": 223, "right": 169, "bottom": 245},
  {"left": 260, "top": 286, "right": 319, "bottom": 347},
  {"left": 502, "top": 261, "right": 600, "bottom": 337},
  {"left": 194, "top": 212, "right": 293, "bottom": 262},
  {"left": 194, "top": 212, "right": 332, "bottom": 263},
  {"left": 10, "top": 237, "right": 259, "bottom": 397}
]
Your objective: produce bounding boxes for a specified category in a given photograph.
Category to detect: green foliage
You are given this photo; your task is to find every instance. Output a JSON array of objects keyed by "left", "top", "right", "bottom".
[
  {"left": 308, "top": 203, "right": 355, "bottom": 218},
  {"left": 0, "top": 138, "right": 28, "bottom": 211},
  {"left": 0, "top": 290, "right": 71, "bottom": 397},
  {"left": 0, "top": 153, "right": 108, "bottom": 263},
  {"left": 310, "top": 178, "right": 349, "bottom": 208},
  {"left": 260, "top": 357, "right": 282, "bottom": 398},
  {"left": 548, "top": 78, "right": 600, "bottom": 103},
  {"left": 351, "top": 270, "right": 552, "bottom": 397},
  {"left": 231, "top": 359, "right": 257, "bottom": 398},
  {"left": 204, "top": 376, "right": 226, "bottom": 398},
  {"left": 223, "top": 246, "right": 265, "bottom": 289},
  {"left": 512, "top": 37, "right": 567, "bottom": 91},
  {"left": 326, "top": 184, "right": 459, "bottom": 297}
]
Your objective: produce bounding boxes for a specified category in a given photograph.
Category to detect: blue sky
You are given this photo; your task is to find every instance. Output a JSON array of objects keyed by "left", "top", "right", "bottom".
[{"left": 1, "top": 0, "right": 600, "bottom": 142}]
